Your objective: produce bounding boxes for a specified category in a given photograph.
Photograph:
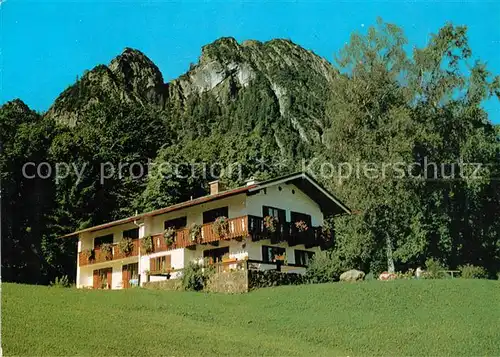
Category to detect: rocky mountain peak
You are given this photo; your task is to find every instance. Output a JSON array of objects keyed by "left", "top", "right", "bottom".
[
  {"left": 109, "top": 47, "right": 164, "bottom": 87},
  {"left": 45, "top": 48, "right": 166, "bottom": 125},
  {"left": 45, "top": 38, "right": 336, "bottom": 144}
]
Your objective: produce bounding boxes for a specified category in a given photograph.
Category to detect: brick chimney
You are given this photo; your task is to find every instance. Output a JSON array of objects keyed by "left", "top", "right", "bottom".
[{"left": 209, "top": 180, "right": 224, "bottom": 195}]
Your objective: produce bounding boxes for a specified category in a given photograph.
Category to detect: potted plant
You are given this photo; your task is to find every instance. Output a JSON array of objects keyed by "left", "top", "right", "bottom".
[
  {"left": 141, "top": 235, "right": 153, "bottom": 254},
  {"left": 162, "top": 267, "right": 174, "bottom": 279},
  {"left": 100, "top": 243, "right": 113, "bottom": 260},
  {"left": 222, "top": 253, "right": 237, "bottom": 263},
  {"left": 274, "top": 254, "right": 285, "bottom": 262},
  {"left": 163, "top": 227, "right": 176, "bottom": 247},
  {"left": 189, "top": 223, "right": 201, "bottom": 243},
  {"left": 82, "top": 248, "right": 94, "bottom": 262},
  {"left": 117, "top": 238, "right": 133, "bottom": 256},
  {"left": 295, "top": 220, "right": 309, "bottom": 232},
  {"left": 263, "top": 215, "right": 277, "bottom": 233},
  {"left": 212, "top": 216, "right": 229, "bottom": 238}
]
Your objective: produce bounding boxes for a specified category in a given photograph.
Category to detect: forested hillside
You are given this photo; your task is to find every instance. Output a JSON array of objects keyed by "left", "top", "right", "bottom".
[{"left": 1, "top": 20, "right": 499, "bottom": 284}]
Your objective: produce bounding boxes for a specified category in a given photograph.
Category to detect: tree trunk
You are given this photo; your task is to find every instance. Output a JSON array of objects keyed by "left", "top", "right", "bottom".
[{"left": 386, "top": 235, "right": 395, "bottom": 273}]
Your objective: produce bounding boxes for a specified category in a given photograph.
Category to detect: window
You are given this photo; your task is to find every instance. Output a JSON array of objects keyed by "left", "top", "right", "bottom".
[
  {"left": 94, "top": 234, "right": 113, "bottom": 249},
  {"left": 262, "top": 245, "right": 286, "bottom": 263},
  {"left": 203, "top": 207, "right": 228, "bottom": 224},
  {"left": 290, "top": 212, "right": 312, "bottom": 228},
  {"left": 263, "top": 206, "right": 286, "bottom": 223},
  {"left": 294, "top": 250, "right": 315, "bottom": 266},
  {"left": 203, "top": 247, "right": 230, "bottom": 264},
  {"left": 123, "top": 228, "right": 139, "bottom": 239},
  {"left": 164, "top": 216, "right": 187, "bottom": 230},
  {"left": 150, "top": 255, "right": 172, "bottom": 272}
]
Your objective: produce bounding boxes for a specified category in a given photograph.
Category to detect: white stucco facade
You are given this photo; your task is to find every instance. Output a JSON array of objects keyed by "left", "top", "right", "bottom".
[{"left": 73, "top": 176, "right": 341, "bottom": 290}]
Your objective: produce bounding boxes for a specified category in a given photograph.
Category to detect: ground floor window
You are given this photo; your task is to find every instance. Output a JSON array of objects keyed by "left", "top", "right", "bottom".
[
  {"left": 150, "top": 255, "right": 172, "bottom": 272},
  {"left": 262, "top": 245, "right": 286, "bottom": 263},
  {"left": 294, "top": 250, "right": 315, "bottom": 266},
  {"left": 203, "top": 246, "right": 229, "bottom": 264}
]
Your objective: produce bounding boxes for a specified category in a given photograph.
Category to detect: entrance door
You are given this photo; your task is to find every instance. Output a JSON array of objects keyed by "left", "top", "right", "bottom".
[
  {"left": 93, "top": 268, "right": 113, "bottom": 289},
  {"left": 122, "top": 263, "right": 139, "bottom": 288}
]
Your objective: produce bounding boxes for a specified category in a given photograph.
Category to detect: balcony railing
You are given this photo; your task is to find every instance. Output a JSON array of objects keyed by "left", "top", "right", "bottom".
[
  {"left": 148, "top": 215, "right": 331, "bottom": 253},
  {"left": 78, "top": 239, "right": 140, "bottom": 267}
]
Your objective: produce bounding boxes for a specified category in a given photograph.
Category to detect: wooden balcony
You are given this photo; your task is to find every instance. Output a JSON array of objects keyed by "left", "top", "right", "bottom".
[
  {"left": 148, "top": 215, "right": 331, "bottom": 253},
  {"left": 78, "top": 239, "right": 140, "bottom": 267}
]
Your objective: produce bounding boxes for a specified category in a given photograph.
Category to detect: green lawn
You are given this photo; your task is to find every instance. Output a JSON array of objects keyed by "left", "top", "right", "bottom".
[{"left": 2, "top": 279, "right": 499, "bottom": 356}]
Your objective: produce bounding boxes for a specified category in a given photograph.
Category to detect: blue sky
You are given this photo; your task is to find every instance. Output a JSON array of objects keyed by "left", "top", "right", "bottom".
[{"left": 1, "top": 0, "right": 499, "bottom": 123}]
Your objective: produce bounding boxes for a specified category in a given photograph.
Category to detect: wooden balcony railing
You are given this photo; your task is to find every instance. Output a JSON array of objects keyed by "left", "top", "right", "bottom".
[
  {"left": 78, "top": 239, "right": 140, "bottom": 267},
  {"left": 148, "top": 215, "right": 331, "bottom": 253}
]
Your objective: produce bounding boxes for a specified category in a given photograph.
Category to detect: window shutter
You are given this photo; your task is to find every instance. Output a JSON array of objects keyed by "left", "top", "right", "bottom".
[
  {"left": 262, "top": 206, "right": 270, "bottom": 217},
  {"left": 150, "top": 258, "right": 156, "bottom": 272},
  {"left": 165, "top": 255, "right": 172, "bottom": 269},
  {"left": 278, "top": 209, "right": 286, "bottom": 224},
  {"left": 262, "top": 246, "right": 268, "bottom": 262},
  {"left": 122, "top": 265, "right": 129, "bottom": 289},
  {"left": 93, "top": 270, "right": 99, "bottom": 289},
  {"left": 106, "top": 268, "right": 113, "bottom": 289}
]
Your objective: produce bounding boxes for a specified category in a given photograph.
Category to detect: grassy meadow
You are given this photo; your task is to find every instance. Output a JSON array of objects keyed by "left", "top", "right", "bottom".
[{"left": 2, "top": 279, "right": 499, "bottom": 356}]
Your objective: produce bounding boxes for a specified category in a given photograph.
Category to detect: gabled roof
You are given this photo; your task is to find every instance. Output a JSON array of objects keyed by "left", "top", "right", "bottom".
[
  {"left": 59, "top": 172, "right": 350, "bottom": 238},
  {"left": 250, "top": 172, "right": 351, "bottom": 216}
]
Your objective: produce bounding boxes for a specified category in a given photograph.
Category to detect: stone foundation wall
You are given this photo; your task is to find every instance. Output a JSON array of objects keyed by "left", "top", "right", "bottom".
[
  {"left": 142, "top": 269, "right": 306, "bottom": 293},
  {"left": 205, "top": 270, "right": 249, "bottom": 293},
  {"left": 142, "top": 279, "right": 182, "bottom": 291}
]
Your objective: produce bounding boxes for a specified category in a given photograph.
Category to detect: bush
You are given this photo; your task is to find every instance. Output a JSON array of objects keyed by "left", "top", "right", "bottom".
[
  {"left": 364, "top": 272, "right": 375, "bottom": 281},
  {"left": 50, "top": 275, "right": 71, "bottom": 288},
  {"left": 181, "top": 262, "right": 208, "bottom": 291},
  {"left": 305, "top": 250, "right": 345, "bottom": 283},
  {"left": 248, "top": 270, "right": 304, "bottom": 289},
  {"left": 395, "top": 269, "right": 415, "bottom": 280},
  {"left": 459, "top": 264, "right": 487, "bottom": 279},
  {"left": 423, "top": 258, "right": 448, "bottom": 279}
]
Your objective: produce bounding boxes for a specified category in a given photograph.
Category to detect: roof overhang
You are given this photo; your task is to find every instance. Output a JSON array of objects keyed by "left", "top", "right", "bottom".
[
  {"left": 58, "top": 185, "right": 256, "bottom": 238},
  {"left": 59, "top": 172, "right": 351, "bottom": 239}
]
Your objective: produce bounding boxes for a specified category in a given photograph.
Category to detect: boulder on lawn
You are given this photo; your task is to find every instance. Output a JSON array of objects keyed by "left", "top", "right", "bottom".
[
  {"left": 340, "top": 269, "right": 365, "bottom": 282},
  {"left": 379, "top": 271, "right": 397, "bottom": 281}
]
